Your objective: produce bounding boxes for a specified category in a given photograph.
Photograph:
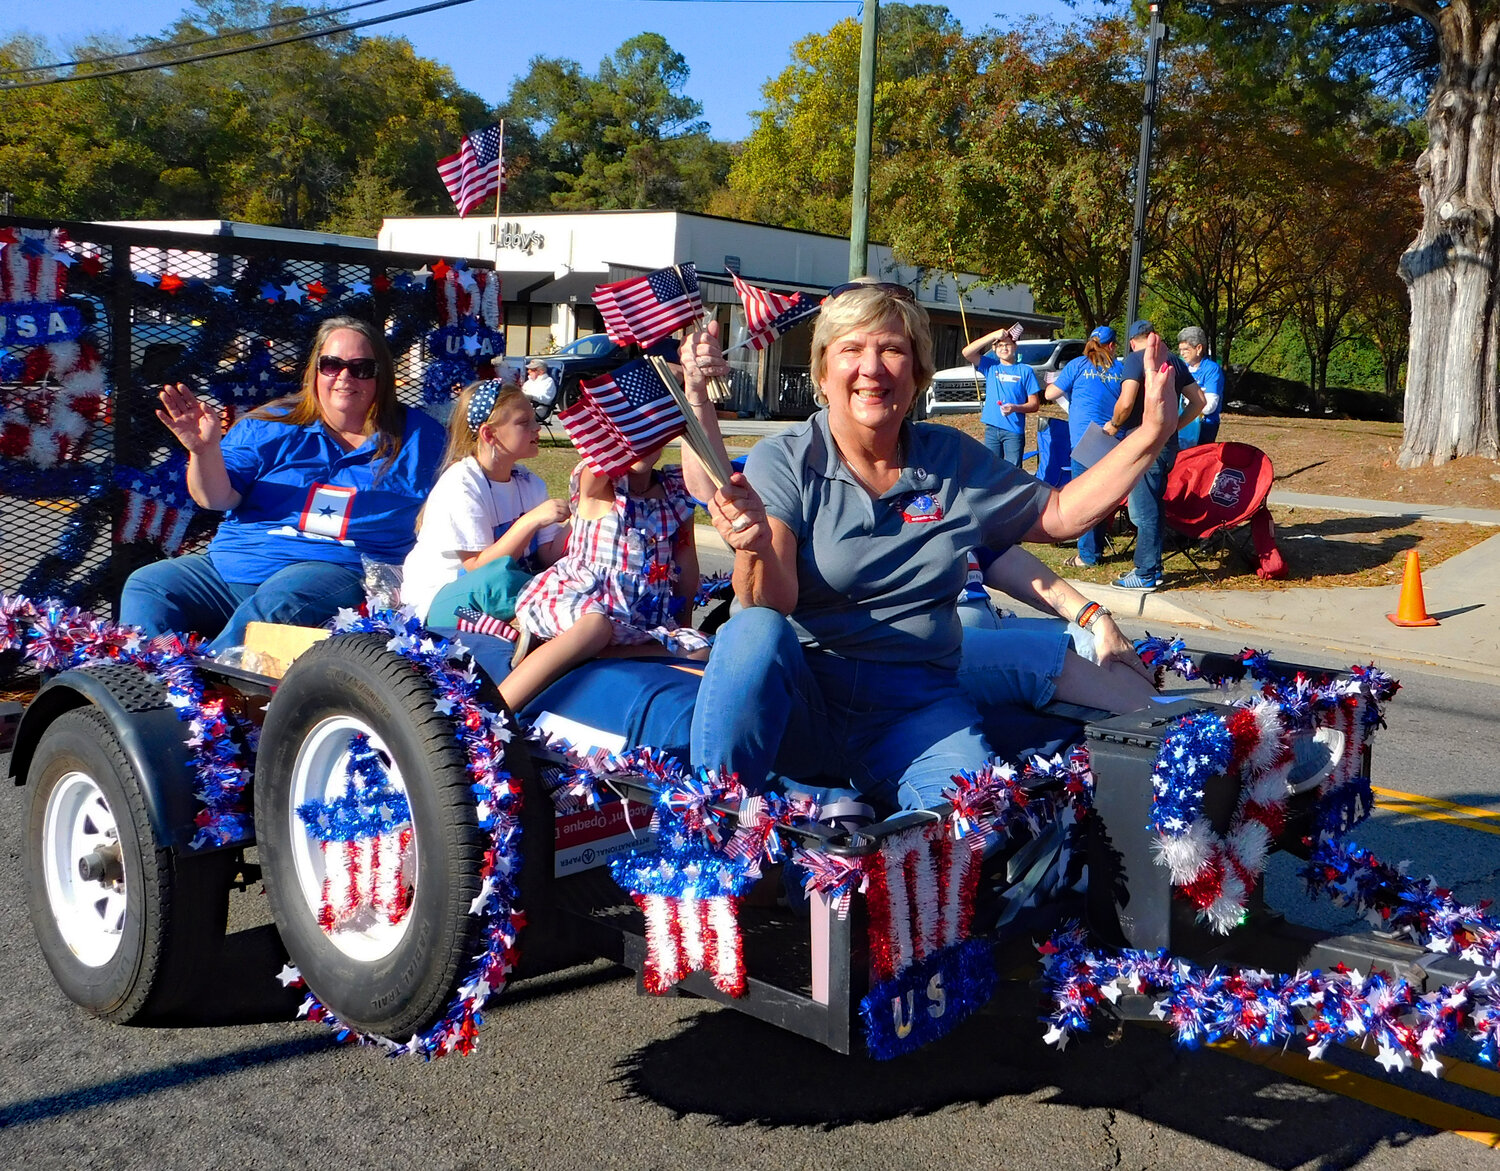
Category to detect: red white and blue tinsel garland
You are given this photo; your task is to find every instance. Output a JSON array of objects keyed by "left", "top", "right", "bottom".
[
  {"left": 601, "top": 752, "right": 760, "bottom": 996},
  {"left": 0, "top": 591, "right": 255, "bottom": 847},
  {"left": 281, "top": 608, "right": 525, "bottom": 1059},
  {"left": 295, "top": 731, "right": 414, "bottom": 933}
]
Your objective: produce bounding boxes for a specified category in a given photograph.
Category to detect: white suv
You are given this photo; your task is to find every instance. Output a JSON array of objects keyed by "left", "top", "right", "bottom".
[{"left": 920, "top": 338, "right": 1086, "bottom": 417}]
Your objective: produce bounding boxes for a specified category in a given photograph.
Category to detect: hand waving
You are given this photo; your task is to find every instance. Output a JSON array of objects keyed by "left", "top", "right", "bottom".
[{"left": 156, "top": 383, "right": 222, "bottom": 453}]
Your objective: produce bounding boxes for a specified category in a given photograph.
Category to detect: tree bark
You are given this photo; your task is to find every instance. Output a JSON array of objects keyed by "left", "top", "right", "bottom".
[{"left": 1400, "top": 1, "right": 1500, "bottom": 466}]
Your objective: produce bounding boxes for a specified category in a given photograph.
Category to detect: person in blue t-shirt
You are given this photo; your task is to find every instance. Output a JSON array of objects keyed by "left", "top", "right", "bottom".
[
  {"left": 1049, "top": 325, "right": 1124, "bottom": 568},
  {"left": 961, "top": 326, "right": 1040, "bottom": 465},
  {"left": 1106, "top": 319, "right": 1207, "bottom": 591},
  {"left": 1175, "top": 325, "right": 1224, "bottom": 447},
  {"left": 119, "top": 315, "right": 446, "bottom": 651}
]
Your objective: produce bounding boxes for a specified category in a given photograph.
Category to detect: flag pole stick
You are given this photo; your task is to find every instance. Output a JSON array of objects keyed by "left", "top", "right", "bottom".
[
  {"left": 671, "top": 263, "right": 734, "bottom": 406},
  {"left": 645, "top": 355, "right": 734, "bottom": 490},
  {"left": 492, "top": 120, "right": 504, "bottom": 266},
  {"left": 948, "top": 243, "right": 983, "bottom": 404}
]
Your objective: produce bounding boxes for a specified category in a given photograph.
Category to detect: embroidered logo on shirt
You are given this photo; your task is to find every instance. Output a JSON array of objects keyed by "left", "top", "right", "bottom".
[{"left": 899, "top": 492, "right": 944, "bottom": 524}]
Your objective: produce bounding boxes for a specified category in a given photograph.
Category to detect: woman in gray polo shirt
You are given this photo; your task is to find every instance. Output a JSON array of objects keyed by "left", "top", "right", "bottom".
[{"left": 684, "top": 284, "right": 1180, "bottom": 814}]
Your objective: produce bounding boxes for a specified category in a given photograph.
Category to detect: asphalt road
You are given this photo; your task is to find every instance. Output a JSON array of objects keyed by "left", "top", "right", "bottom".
[{"left": 2, "top": 626, "right": 1499, "bottom": 1168}]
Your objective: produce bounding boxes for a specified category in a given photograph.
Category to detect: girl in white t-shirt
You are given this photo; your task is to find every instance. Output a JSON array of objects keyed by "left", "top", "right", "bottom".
[{"left": 402, "top": 380, "right": 569, "bottom": 627}]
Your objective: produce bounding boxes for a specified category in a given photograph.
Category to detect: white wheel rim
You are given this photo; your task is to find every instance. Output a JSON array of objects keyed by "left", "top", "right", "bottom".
[
  {"left": 288, "top": 715, "right": 417, "bottom": 962},
  {"left": 42, "top": 772, "right": 127, "bottom": 967}
]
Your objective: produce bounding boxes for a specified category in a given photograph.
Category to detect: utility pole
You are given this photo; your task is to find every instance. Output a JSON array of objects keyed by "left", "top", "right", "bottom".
[
  {"left": 849, "top": 0, "right": 878, "bottom": 280},
  {"left": 1125, "top": 2, "right": 1165, "bottom": 329}
]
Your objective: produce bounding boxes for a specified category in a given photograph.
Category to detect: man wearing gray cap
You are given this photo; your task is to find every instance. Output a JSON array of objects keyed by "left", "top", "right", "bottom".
[
  {"left": 522, "top": 357, "right": 558, "bottom": 413},
  {"left": 1175, "top": 326, "right": 1223, "bottom": 447}
]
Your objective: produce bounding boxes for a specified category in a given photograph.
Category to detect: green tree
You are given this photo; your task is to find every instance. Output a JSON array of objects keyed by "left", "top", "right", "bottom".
[
  {"left": 499, "top": 34, "right": 729, "bottom": 212},
  {"left": 715, "top": 5, "right": 973, "bottom": 237}
]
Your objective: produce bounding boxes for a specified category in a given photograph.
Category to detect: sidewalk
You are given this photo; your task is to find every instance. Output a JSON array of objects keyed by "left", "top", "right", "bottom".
[
  {"left": 695, "top": 480, "right": 1500, "bottom": 680},
  {"left": 1078, "top": 503, "right": 1500, "bottom": 680}
]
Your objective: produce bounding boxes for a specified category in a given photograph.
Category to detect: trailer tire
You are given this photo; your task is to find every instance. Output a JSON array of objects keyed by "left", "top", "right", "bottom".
[
  {"left": 256, "top": 635, "right": 488, "bottom": 1039},
  {"left": 24, "top": 707, "right": 231, "bottom": 1022}
]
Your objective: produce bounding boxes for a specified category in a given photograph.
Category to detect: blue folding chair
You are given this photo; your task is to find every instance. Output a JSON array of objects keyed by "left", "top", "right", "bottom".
[{"left": 1024, "top": 417, "right": 1073, "bottom": 487}]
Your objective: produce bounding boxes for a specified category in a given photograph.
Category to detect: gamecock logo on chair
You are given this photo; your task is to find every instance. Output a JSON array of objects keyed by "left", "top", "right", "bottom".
[{"left": 1209, "top": 468, "right": 1246, "bottom": 509}]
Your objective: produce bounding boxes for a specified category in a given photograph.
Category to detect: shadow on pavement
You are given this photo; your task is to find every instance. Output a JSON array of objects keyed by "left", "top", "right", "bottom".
[{"left": 610, "top": 981, "right": 1437, "bottom": 1168}]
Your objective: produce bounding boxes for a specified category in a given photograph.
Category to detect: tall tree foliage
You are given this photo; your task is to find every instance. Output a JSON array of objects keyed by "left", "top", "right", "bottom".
[
  {"left": 1184, "top": 0, "right": 1494, "bottom": 463},
  {"left": 498, "top": 34, "right": 729, "bottom": 212},
  {"left": 0, "top": 2, "right": 487, "bottom": 229}
]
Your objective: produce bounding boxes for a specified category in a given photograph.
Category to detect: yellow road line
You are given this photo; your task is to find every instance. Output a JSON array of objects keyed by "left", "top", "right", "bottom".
[
  {"left": 1207, "top": 1038, "right": 1500, "bottom": 1147},
  {"left": 1374, "top": 786, "right": 1500, "bottom": 822},
  {"left": 1374, "top": 793, "right": 1500, "bottom": 838}
]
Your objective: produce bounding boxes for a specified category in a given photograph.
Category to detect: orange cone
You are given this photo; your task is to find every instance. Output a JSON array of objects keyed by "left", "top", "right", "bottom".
[{"left": 1387, "top": 549, "right": 1439, "bottom": 627}]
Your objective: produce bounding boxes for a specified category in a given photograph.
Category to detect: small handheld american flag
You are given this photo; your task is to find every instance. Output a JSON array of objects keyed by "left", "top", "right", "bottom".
[
  {"left": 557, "top": 359, "right": 686, "bottom": 478},
  {"left": 593, "top": 265, "right": 703, "bottom": 348},
  {"left": 453, "top": 605, "right": 519, "bottom": 642},
  {"left": 729, "top": 272, "right": 820, "bottom": 351}
]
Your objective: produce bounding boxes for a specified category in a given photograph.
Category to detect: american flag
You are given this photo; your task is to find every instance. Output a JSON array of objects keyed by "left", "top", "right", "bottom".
[
  {"left": 437, "top": 124, "right": 505, "bottom": 217},
  {"left": 730, "top": 271, "right": 820, "bottom": 351},
  {"left": 557, "top": 360, "right": 685, "bottom": 477},
  {"left": 453, "top": 605, "right": 519, "bottom": 642},
  {"left": 1006, "top": 322, "right": 1026, "bottom": 341},
  {"left": 592, "top": 264, "right": 702, "bottom": 348}
]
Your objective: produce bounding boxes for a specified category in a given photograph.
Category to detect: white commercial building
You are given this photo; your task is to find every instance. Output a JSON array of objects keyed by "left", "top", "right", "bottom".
[{"left": 379, "top": 210, "right": 1060, "bottom": 417}]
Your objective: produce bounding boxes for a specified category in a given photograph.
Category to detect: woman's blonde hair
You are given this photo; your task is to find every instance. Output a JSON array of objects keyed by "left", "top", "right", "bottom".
[
  {"left": 1084, "top": 335, "right": 1117, "bottom": 370},
  {"left": 809, "top": 283, "right": 935, "bottom": 413},
  {"left": 248, "top": 315, "right": 404, "bottom": 472}
]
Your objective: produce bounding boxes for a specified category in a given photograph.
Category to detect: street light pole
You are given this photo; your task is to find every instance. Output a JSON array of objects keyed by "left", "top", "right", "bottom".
[
  {"left": 849, "top": 0, "right": 878, "bottom": 280},
  {"left": 1126, "top": 1, "right": 1166, "bottom": 328}
]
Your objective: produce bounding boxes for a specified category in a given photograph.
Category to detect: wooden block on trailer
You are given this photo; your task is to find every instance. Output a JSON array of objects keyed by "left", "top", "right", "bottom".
[{"left": 242, "top": 622, "right": 329, "bottom": 679}]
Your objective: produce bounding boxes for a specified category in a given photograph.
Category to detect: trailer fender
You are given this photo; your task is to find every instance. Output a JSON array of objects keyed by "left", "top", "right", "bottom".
[{"left": 7, "top": 663, "right": 216, "bottom": 854}]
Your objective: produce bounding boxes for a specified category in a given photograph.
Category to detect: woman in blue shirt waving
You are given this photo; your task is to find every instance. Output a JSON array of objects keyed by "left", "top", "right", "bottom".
[{"left": 120, "top": 315, "right": 445, "bottom": 651}]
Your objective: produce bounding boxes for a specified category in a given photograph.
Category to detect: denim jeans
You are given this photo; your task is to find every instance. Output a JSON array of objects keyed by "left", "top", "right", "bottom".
[
  {"left": 1069, "top": 458, "right": 1111, "bottom": 565},
  {"left": 1126, "top": 434, "right": 1179, "bottom": 578},
  {"left": 984, "top": 424, "right": 1025, "bottom": 466},
  {"left": 957, "top": 623, "right": 1070, "bottom": 708},
  {"left": 689, "top": 607, "right": 991, "bottom": 812},
  {"left": 118, "top": 553, "right": 364, "bottom": 653}
]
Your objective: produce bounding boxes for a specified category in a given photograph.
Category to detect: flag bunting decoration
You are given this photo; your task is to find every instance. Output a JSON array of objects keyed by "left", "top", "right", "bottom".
[
  {"left": 114, "top": 460, "right": 199, "bottom": 554},
  {"left": 592, "top": 264, "right": 702, "bottom": 348},
  {"left": 437, "top": 124, "right": 505, "bottom": 217},
  {"left": 729, "top": 271, "right": 820, "bottom": 351},
  {"left": 556, "top": 359, "right": 686, "bottom": 477}
]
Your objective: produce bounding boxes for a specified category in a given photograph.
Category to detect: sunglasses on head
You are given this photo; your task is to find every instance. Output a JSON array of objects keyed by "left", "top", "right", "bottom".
[
  {"left": 317, "top": 355, "right": 379, "bottom": 380},
  {"left": 825, "top": 281, "right": 917, "bottom": 302}
]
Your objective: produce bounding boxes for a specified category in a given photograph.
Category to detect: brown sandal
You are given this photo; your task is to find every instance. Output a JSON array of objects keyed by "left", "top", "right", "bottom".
[{"left": 1059, "top": 555, "right": 1093, "bottom": 570}]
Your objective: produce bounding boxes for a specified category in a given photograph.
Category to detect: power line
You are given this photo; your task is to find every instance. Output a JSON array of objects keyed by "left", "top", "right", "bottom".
[
  {"left": 0, "top": 0, "right": 395, "bottom": 79},
  {"left": 0, "top": 0, "right": 479, "bottom": 91}
]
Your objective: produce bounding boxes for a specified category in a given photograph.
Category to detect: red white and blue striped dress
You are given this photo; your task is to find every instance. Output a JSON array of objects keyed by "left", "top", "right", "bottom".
[{"left": 513, "top": 464, "right": 709, "bottom": 655}]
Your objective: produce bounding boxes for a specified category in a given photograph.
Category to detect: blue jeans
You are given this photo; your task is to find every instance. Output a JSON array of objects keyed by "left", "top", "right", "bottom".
[
  {"left": 957, "top": 623, "right": 1070, "bottom": 708},
  {"left": 1069, "top": 458, "right": 1111, "bottom": 565},
  {"left": 118, "top": 553, "right": 364, "bottom": 653},
  {"left": 689, "top": 607, "right": 991, "bottom": 813},
  {"left": 984, "top": 424, "right": 1025, "bottom": 466},
  {"left": 1126, "top": 434, "right": 1179, "bottom": 578}
]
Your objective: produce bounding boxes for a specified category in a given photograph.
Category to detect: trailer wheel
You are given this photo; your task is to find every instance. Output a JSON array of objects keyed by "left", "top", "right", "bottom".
[
  {"left": 256, "top": 635, "right": 488, "bottom": 1038},
  {"left": 24, "top": 707, "right": 230, "bottom": 1022}
]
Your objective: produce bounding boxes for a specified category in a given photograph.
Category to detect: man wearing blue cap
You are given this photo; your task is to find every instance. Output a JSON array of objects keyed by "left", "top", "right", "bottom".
[{"left": 1105, "top": 320, "right": 1206, "bottom": 589}]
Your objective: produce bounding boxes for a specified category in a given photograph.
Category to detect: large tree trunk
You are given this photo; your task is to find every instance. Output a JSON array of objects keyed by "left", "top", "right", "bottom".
[{"left": 1400, "top": 2, "right": 1500, "bottom": 466}]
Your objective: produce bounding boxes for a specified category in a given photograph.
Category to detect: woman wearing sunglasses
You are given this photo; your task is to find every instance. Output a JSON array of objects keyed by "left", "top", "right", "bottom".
[
  {"left": 119, "top": 315, "right": 445, "bottom": 650},
  {"left": 687, "top": 281, "right": 1179, "bottom": 816}
]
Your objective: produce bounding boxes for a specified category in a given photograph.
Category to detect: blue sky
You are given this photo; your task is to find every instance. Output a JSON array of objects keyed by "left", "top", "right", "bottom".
[{"left": 4, "top": 0, "right": 1095, "bottom": 141}]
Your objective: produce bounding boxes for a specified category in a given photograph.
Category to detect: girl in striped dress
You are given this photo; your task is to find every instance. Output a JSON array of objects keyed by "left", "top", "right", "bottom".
[{"left": 503, "top": 449, "right": 708, "bottom": 712}]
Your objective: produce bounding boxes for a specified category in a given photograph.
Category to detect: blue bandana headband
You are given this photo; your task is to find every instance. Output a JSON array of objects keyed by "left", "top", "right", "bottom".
[{"left": 466, "top": 380, "right": 503, "bottom": 434}]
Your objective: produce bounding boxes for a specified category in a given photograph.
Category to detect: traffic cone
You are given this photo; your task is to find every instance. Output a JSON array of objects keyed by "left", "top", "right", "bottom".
[{"left": 1387, "top": 549, "right": 1439, "bottom": 627}]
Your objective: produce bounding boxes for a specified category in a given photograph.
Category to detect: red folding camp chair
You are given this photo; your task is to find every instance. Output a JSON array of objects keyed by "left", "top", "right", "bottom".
[{"left": 1162, "top": 441, "right": 1287, "bottom": 583}]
